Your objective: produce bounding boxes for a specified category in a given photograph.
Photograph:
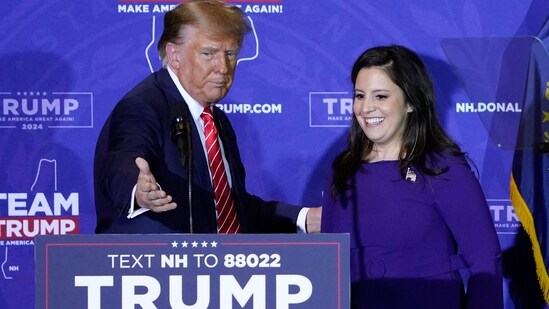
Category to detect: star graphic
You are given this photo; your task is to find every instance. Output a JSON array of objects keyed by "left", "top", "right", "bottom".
[
  {"left": 171, "top": 241, "right": 178, "bottom": 248},
  {"left": 201, "top": 241, "right": 208, "bottom": 248},
  {"left": 181, "top": 241, "right": 188, "bottom": 248},
  {"left": 210, "top": 241, "right": 218, "bottom": 248},
  {"left": 191, "top": 241, "right": 198, "bottom": 248},
  {"left": 543, "top": 110, "right": 549, "bottom": 123}
]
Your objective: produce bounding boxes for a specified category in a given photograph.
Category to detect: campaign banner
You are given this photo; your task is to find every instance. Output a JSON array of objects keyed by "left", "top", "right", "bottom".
[{"left": 35, "top": 233, "right": 349, "bottom": 308}]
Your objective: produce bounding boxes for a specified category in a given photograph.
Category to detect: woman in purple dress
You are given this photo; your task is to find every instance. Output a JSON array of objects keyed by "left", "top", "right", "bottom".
[{"left": 321, "top": 45, "right": 503, "bottom": 308}]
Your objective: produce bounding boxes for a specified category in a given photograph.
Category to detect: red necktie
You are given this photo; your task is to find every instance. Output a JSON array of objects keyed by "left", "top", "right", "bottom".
[{"left": 201, "top": 107, "right": 241, "bottom": 233}]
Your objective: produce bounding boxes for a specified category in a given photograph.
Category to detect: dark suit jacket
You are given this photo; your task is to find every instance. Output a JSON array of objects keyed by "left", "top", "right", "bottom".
[{"left": 94, "top": 68, "right": 301, "bottom": 234}]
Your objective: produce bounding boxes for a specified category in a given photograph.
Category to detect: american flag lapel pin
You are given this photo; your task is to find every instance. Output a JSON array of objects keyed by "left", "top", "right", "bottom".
[{"left": 405, "top": 167, "right": 417, "bottom": 183}]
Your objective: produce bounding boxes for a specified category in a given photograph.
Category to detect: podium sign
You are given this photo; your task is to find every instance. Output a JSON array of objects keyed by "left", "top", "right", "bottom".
[{"left": 35, "top": 234, "right": 349, "bottom": 308}]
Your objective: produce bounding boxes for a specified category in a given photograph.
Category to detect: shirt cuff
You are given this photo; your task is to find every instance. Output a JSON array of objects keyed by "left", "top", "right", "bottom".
[
  {"left": 296, "top": 207, "right": 310, "bottom": 233},
  {"left": 127, "top": 184, "right": 150, "bottom": 219}
]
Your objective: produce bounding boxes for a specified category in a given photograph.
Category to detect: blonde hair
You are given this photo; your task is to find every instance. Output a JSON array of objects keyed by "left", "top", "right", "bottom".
[{"left": 157, "top": 0, "right": 250, "bottom": 67}]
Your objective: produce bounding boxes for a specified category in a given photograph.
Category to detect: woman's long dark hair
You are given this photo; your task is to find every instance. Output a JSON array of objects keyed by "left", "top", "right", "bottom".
[{"left": 331, "top": 45, "right": 462, "bottom": 197}]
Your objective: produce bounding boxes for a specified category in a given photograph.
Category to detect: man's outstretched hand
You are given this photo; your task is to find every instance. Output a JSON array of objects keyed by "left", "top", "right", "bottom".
[{"left": 135, "top": 157, "right": 177, "bottom": 212}]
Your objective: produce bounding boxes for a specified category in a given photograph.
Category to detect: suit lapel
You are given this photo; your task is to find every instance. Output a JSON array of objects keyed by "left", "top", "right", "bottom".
[{"left": 155, "top": 68, "right": 212, "bottom": 190}]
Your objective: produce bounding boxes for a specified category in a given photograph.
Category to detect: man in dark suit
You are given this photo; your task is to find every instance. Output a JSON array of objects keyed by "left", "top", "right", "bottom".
[{"left": 94, "top": 0, "right": 320, "bottom": 234}]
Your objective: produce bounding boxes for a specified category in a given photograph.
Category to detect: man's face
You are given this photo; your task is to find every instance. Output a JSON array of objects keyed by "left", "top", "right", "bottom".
[{"left": 169, "top": 25, "right": 240, "bottom": 107}]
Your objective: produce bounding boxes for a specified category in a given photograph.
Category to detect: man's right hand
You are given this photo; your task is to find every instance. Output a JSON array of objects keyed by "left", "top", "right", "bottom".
[{"left": 135, "top": 157, "right": 177, "bottom": 212}]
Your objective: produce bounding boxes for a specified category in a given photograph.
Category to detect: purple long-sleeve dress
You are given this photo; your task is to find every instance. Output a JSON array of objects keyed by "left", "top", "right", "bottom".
[{"left": 321, "top": 153, "right": 503, "bottom": 309}]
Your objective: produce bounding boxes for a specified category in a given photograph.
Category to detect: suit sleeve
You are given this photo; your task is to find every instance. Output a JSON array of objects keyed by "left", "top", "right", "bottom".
[
  {"left": 213, "top": 108, "right": 302, "bottom": 233},
  {"left": 97, "top": 96, "right": 164, "bottom": 215},
  {"left": 230, "top": 146, "right": 302, "bottom": 233}
]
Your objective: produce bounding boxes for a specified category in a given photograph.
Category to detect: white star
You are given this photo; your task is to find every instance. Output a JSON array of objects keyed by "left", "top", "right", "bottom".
[
  {"left": 210, "top": 241, "right": 218, "bottom": 248},
  {"left": 171, "top": 241, "right": 178, "bottom": 248},
  {"left": 181, "top": 241, "right": 188, "bottom": 248},
  {"left": 191, "top": 241, "right": 198, "bottom": 248},
  {"left": 201, "top": 241, "right": 208, "bottom": 248}
]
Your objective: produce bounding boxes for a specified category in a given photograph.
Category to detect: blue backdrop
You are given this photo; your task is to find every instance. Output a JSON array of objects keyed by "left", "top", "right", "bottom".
[{"left": 0, "top": 0, "right": 547, "bottom": 308}]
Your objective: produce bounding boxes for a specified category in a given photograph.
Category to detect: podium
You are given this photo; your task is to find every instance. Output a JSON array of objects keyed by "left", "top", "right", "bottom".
[{"left": 35, "top": 234, "right": 349, "bottom": 308}]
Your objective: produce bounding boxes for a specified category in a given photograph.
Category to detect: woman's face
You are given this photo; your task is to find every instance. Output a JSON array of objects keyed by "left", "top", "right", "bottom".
[{"left": 353, "top": 67, "right": 412, "bottom": 151}]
